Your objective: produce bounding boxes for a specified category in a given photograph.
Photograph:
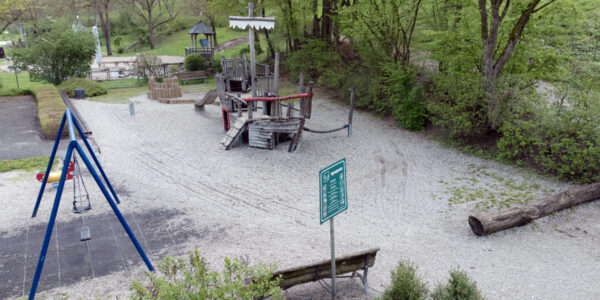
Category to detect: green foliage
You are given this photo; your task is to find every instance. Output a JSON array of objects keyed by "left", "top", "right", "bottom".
[
  {"left": 380, "top": 64, "right": 426, "bottom": 131},
  {"left": 34, "top": 86, "right": 66, "bottom": 138},
  {"left": 183, "top": 54, "right": 206, "bottom": 71},
  {"left": 113, "top": 36, "right": 122, "bottom": 48},
  {"left": 130, "top": 249, "right": 283, "bottom": 299},
  {"left": 11, "top": 26, "right": 95, "bottom": 85},
  {"left": 117, "top": 47, "right": 124, "bottom": 54},
  {"left": 497, "top": 91, "right": 600, "bottom": 183},
  {"left": 0, "top": 156, "right": 55, "bottom": 173},
  {"left": 427, "top": 72, "right": 488, "bottom": 141},
  {"left": 382, "top": 260, "right": 428, "bottom": 300},
  {"left": 58, "top": 78, "right": 107, "bottom": 97},
  {"left": 287, "top": 39, "right": 343, "bottom": 83},
  {"left": 431, "top": 268, "right": 483, "bottom": 300}
]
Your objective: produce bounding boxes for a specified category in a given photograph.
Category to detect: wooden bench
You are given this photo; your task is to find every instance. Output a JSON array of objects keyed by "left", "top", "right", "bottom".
[
  {"left": 271, "top": 248, "right": 379, "bottom": 294},
  {"left": 175, "top": 70, "right": 208, "bottom": 85}
]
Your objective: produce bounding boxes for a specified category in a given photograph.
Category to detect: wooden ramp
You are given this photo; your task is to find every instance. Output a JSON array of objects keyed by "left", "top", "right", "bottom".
[{"left": 220, "top": 117, "right": 248, "bottom": 149}]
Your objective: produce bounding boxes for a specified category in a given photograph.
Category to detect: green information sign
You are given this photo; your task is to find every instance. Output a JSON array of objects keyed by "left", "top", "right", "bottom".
[{"left": 320, "top": 158, "right": 348, "bottom": 224}]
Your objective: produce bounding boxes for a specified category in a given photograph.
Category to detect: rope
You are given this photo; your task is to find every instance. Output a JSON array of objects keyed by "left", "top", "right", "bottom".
[{"left": 303, "top": 124, "right": 349, "bottom": 134}]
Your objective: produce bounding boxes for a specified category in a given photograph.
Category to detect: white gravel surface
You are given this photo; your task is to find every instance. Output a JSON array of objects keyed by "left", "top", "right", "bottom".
[{"left": 2, "top": 89, "right": 600, "bottom": 299}]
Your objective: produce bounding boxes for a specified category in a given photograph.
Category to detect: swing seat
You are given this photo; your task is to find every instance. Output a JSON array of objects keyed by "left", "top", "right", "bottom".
[{"left": 36, "top": 162, "right": 74, "bottom": 183}]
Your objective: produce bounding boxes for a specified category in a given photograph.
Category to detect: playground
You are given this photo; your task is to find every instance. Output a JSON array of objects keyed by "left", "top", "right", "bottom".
[{"left": 1, "top": 84, "right": 600, "bottom": 299}]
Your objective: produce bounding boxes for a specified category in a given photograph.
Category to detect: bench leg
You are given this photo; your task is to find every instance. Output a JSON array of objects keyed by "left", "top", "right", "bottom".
[{"left": 363, "top": 254, "right": 371, "bottom": 294}]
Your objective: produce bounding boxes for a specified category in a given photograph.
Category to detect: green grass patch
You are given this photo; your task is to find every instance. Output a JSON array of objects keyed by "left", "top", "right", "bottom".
[
  {"left": 34, "top": 86, "right": 66, "bottom": 138},
  {"left": 0, "top": 70, "right": 52, "bottom": 96},
  {"left": 89, "top": 86, "right": 147, "bottom": 104},
  {"left": 107, "top": 28, "right": 246, "bottom": 57},
  {"left": 58, "top": 78, "right": 107, "bottom": 97},
  {"left": 0, "top": 156, "right": 55, "bottom": 173},
  {"left": 444, "top": 164, "right": 556, "bottom": 211}
]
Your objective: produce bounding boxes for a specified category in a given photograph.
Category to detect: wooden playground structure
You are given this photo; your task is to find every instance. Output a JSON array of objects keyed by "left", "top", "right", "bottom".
[{"left": 210, "top": 2, "right": 354, "bottom": 152}]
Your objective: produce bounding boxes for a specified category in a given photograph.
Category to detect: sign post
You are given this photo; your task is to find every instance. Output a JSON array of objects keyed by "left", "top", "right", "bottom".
[{"left": 320, "top": 158, "right": 348, "bottom": 299}]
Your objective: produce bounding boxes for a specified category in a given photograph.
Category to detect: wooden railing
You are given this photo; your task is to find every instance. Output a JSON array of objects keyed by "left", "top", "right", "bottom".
[{"left": 185, "top": 47, "right": 214, "bottom": 58}]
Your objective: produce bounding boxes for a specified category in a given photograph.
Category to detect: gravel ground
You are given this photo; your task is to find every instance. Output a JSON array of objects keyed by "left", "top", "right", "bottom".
[{"left": 2, "top": 89, "right": 600, "bottom": 299}]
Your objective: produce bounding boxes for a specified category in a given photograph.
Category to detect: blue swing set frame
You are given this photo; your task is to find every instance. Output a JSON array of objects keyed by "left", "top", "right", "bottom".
[{"left": 29, "top": 109, "right": 154, "bottom": 299}]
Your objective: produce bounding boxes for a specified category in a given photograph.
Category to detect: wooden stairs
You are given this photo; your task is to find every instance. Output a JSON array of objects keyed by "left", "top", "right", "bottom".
[
  {"left": 220, "top": 117, "right": 248, "bottom": 150},
  {"left": 221, "top": 118, "right": 306, "bottom": 152}
]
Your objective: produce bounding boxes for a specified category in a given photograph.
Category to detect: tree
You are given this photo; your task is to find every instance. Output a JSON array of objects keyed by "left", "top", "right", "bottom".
[
  {"left": 340, "top": 0, "right": 423, "bottom": 65},
  {"left": 126, "top": 0, "right": 177, "bottom": 49},
  {"left": 479, "top": 0, "right": 558, "bottom": 88},
  {"left": 12, "top": 26, "right": 95, "bottom": 85},
  {"left": 0, "top": 0, "right": 26, "bottom": 33},
  {"left": 94, "top": 0, "right": 113, "bottom": 55}
]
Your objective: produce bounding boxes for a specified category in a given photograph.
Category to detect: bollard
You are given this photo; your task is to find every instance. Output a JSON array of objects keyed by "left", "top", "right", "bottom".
[{"left": 129, "top": 103, "right": 135, "bottom": 116}]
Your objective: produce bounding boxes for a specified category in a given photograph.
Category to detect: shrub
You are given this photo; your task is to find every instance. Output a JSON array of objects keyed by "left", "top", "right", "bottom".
[
  {"left": 113, "top": 36, "right": 122, "bottom": 48},
  {"left": 11, "top": 25, "right": 95, "bottom": 85},
  {"left": 427, "top": 71, "right": 488, "bottom": 141},
  {"left": 382, "top": 260, "right": 428, "bottom": 300},
  {"left": 379, "top": 63, "right": 427, "bottom": 131},
  {"left": 497, "top": 91, "right": 600, "bottom": 183},
  {"left": 117, "top": 47, "right": 124, "bottom": 54},
  {"left": 34, "top": 86, "right": 66, "bottom": 138},
  {"left": 58, "top": 78, "right": 107, "bottom": 97},
  {"left": 184, "top": 54, "right": 206, "bottom": 71},
  {"left": 287, "top": 39, "right": 343, "bottom": 83},
  {"left": 136, "top": 54, "right": 163, "bottom": 79},
  {"left": 130, "top": 249, "right": 283, "bottom": 299},
  {"left": 431, "top": 268, "right": 483, "bottom": 300}
]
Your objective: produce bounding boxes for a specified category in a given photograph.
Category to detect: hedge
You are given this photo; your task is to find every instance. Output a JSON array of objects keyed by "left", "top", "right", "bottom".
[{"left": 34, "top": 86, "right": 66, "bottom": 138}]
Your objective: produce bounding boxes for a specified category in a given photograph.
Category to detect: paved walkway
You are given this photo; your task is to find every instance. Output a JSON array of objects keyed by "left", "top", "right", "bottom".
[{"left": 0, "top": 96, "right": 68, "bottom": 160}]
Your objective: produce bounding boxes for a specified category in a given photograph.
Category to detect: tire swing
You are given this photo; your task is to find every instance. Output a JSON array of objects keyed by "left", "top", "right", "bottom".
[{"left": 72, "top": 155, "right": 92, "bottom": 241}]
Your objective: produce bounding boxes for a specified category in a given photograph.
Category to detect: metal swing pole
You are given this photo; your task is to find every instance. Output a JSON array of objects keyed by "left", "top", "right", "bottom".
[
  {"left": 71, "top": 114, "right": 121, "bottom": 204},
  {"left": 73, "top": 143, "right": 154, "bottom": 272},
  {"left": 32, "top": 114, "right": 67, "bottom": 218},
  {"left": 29, "top": 142, "right": 75, "bottom": 300}
]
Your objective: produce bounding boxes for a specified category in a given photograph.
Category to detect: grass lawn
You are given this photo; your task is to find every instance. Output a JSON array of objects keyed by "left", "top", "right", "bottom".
[
  {"left": 89, "top": 78, "right": 214, "bottom": 104},
  {"left": 0, "top": 156, "right": 56, "bottom": 173},
  {"left": 0, "top": 70, "right": 52, "bottom": 96},
  {"left": 105, "top": 27, "right": 246, "bottom": 57}
]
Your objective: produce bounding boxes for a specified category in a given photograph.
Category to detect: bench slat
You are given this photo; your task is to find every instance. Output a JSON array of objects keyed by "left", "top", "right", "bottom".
[{"left": 273, "top": 248, "right": 379, "bottom": 290}]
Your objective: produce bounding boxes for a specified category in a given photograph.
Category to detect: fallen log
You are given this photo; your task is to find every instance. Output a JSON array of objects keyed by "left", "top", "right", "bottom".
[{"left": 468, "top": 182, "right": 600, "bottom": 236}]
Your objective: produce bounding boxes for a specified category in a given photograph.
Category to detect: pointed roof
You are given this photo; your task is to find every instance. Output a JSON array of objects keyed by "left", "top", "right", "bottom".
[{"left": 188, "top": 21, "right": 214, "bottom": 35}]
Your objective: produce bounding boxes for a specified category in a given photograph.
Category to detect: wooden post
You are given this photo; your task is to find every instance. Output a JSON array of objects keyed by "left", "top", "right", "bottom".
[
  {"left": 249, "top": 2, "right": 257, "bottom": 97},
  {"left": 348, "top": 85, "right": 355, "bottom": 137},
  {"left": 242, "top": 54, "right": 248, "bottom": 92}
]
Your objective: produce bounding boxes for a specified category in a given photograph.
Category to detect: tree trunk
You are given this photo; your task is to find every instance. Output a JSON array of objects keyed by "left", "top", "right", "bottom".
[
  {"left": 312, "top": 0, "right": 320, "bottom": 38},
  {"left": 209, "top": 15, "right": 217, "bottom": 46},
  {"left": 96, "top": 0, "right": 112, "bottom": 56},
  {"left": 321, "top": 0, "right": 332, "bottom": 42},
  {"left": 469, "top": 182, "right": 600, "bottom": 236},
  {"left": 104, "top": 6, "right": 112, "bottom": 55},
  {"left": 148, "top": 8, "right": 155, "bottom": 49}
]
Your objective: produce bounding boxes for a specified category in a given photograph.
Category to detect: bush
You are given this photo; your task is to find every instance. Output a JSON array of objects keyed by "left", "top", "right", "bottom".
[
  {"left": 287, "top": 39, "right": 343, "bottom": 83},
  {"left": 113, "top": 36, "right": 122, "bottom": 48},
  {"left": 382, "top": 260, "right": 428, "bottom": 300},
  {"left": 11, "top": 25, "right": 95, "bottom": 85},
  {"left": 34, "top": 86, "right": 66, "bottom": 138},
  {"left": 379, "top": 64, "right": 427, "bottom": 131},
  {"left": 427, "top": 71, "right": 488, "bottom": 141},
  {"left": 184, "top": 54, "right": 206, "bottom": 71},
  {"left": 58, "top": 78, "right": 107, "bottom": 97},
  {"left": 431, "top": 268, "right": 483, "bottom": 300},
  {"left": 130, "top": 249, "right": 283, "bottom": 299},
  {"left": 117, "top": 47, "right": 124, "bottom": 54},
  {"left": 497, "top": 92, "right": 600, "bottom": 183}
]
